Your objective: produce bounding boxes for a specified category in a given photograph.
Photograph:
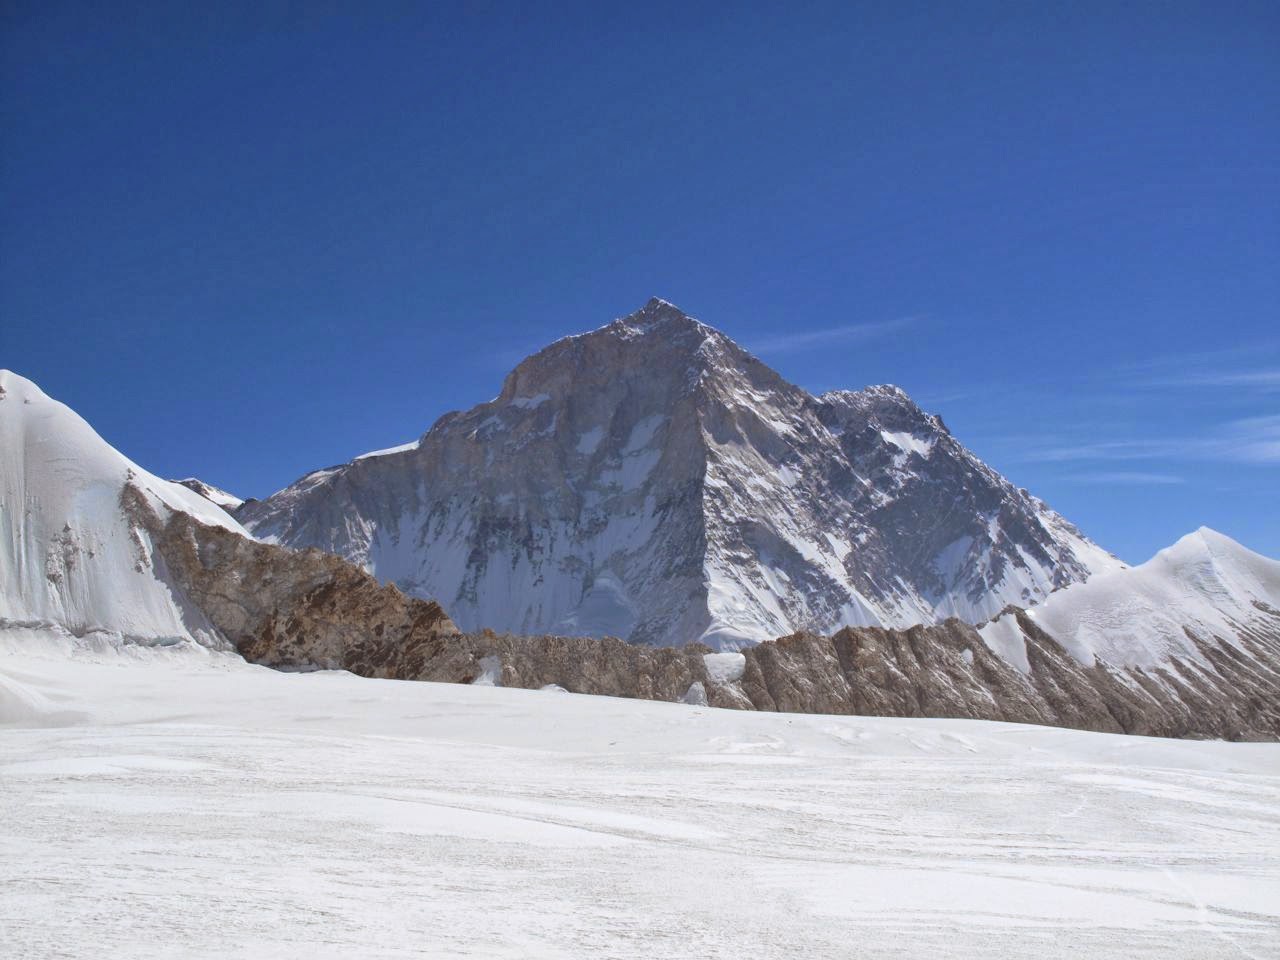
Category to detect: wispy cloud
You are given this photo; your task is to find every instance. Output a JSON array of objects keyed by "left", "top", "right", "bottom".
[
  {"left": 1026, "top": 439, "right": 1179, "bottom": 463},
  {"left": 1117, "top": 341, "right": 1280, "bottom": 393},
  {"left": 1144, "top": 368, "right": 1280, "bottom": 391},
  {"left": 1019, "top": 414, "right": 1280, "bottom": 465},
  {"left": 1220, "top": 414, "right": 1280, "bottom": 463},
  {"left": 1067, "top": 471, "right": 1185, "bottom": 485},
  {"left": 748, "top": 317, "right": 915, "bottom": 355},
  {"left": 1120, "top": 340, "right": 1280, "bottom": 372},
  {"left": 913, "top": 386, "right": 989, "bottom": 406}
]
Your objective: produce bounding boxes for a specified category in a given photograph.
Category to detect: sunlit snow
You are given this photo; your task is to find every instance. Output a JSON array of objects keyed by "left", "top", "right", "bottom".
[{"left": 2, "top": 636, "right": 1277, "bottom": 959}]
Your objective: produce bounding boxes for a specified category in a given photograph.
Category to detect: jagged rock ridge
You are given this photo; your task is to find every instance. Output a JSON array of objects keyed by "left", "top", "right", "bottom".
[{"left": 239, "top": 299, "right": 1123, "bottom": 649}]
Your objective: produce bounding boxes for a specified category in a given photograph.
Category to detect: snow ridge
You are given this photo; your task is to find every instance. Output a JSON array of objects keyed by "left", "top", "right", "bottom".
[
  {"left": 0, "top": 370, "right": 243, "bottom": 650},
  {"left": 980, "top": 526, "right": 1280, "bottom": 671}
]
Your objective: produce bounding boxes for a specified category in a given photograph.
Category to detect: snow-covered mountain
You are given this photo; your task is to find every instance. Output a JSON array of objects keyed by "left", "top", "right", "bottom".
[
  {"left": 980, "top": 527, "right": 1280, "bottom": 674},
  {"left": 2, "top": 367, "right": 1275, "bottom": 738},
  {"left": 0, "top": 370, "right": 244, "bottom": 648},
  {"left": 239, "top": 298, "right": 1124, "bottom": 649}
]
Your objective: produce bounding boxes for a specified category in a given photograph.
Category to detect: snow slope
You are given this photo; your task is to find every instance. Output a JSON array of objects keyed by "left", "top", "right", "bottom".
[
  {"left": 980, "top": 527, "right": 1280, "bottom": 671},
  {"left": 2, "top": 637, "right": 1278, "bottom": 959},
  {"left": 0, "top": 370, "right": 245, "bottom": 648}
]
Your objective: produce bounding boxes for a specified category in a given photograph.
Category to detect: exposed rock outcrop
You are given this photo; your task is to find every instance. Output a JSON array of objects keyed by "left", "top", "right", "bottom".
[
  {"left": 125, "top": 484, "right": 459, "bottom": 675},
  {"left": 738, "top": 614, "right": 1280, "bottom": 740}
]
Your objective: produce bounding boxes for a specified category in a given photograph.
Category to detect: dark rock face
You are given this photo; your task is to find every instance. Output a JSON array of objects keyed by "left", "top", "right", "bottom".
[{"left": 136, "top": 485, "right": 1280, "bottom": 741}]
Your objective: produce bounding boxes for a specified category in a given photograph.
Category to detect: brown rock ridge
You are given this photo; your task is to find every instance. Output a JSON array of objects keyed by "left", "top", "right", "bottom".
[
  {"left": 741, "top": 615, "right": 1280, "bottom": 740},
  {"left": 128, "top": 483, "right": 1280, "bottom": 741},
  {"left": 124, "top": 483, "right": 457, "bottom": 674}
]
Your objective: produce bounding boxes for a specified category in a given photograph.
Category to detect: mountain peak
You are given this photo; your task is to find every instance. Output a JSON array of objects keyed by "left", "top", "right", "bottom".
[
  {"left": 1165, "top": 526, "right": 1232, "bottom": 559},
  {"left": 1160, "top": 527, "right": 1277, "bottom": 578},
  {"left": 497, "top": 299, "right": 745, "bottom": 406},
  {"left": 643, "top": 295, "right": 681, "bottom": 312},
  {"left": 608, "top": 297, "right": 718, "bottom": 341},
  {"left": 241, "top": 301, "right": 1125, "bottom": 648}
]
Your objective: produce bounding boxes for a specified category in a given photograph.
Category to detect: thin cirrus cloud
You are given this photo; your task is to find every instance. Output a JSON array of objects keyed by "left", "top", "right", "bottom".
[
  {"left": 1123, "top": 342, "right": 1280, "bottom": 393},
  {"left": 1144, "top": 368, "right": 1280, "bottom": 390},
  {"left": 1222, "top": 414, "right": 1280, "bottom": 463},
  {"left": 748, "top": 316, "right": 915, "bottom": 355},
  {"left": 1027, "top": 439, "right": 1182, "bottom": 462},
  {"left": 1025, "top": 415, "right": 1280, "bottom": 465},
  {"left": 1067, "top": 471, "right": 1185, "bottom": 485}
]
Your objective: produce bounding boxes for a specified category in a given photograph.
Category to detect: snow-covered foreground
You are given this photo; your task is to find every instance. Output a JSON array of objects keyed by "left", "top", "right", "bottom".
[{"left": 3, "top": 638, "right": 1279, "bottom": 959}]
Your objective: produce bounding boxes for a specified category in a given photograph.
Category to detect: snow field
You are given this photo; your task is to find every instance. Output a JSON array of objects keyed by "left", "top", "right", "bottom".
[{"left": 2, "top": 638, "right": 1278, "bottom": 959}]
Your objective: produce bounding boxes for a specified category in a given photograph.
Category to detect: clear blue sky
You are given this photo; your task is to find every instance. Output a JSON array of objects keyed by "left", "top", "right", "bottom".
[{"left": 3, "top": 2, "right": 1277, "bottom": 563}]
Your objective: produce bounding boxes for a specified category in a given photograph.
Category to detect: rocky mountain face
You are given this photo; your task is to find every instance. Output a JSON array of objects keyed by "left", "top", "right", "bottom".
[{"left": 239, "top": 298, "right": 1123, "bottom": 650}]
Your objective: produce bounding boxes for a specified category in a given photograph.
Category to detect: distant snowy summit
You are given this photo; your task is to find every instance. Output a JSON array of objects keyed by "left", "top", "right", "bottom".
[
  {"left": 238, "top": 298, "right": 1124, "bottom": 649},
  {"left": 173, "top": 477, "right": 244, "bottom": 511},
  {"left": 981, "top": 526, "right": 1280, "bottom": 674}
]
